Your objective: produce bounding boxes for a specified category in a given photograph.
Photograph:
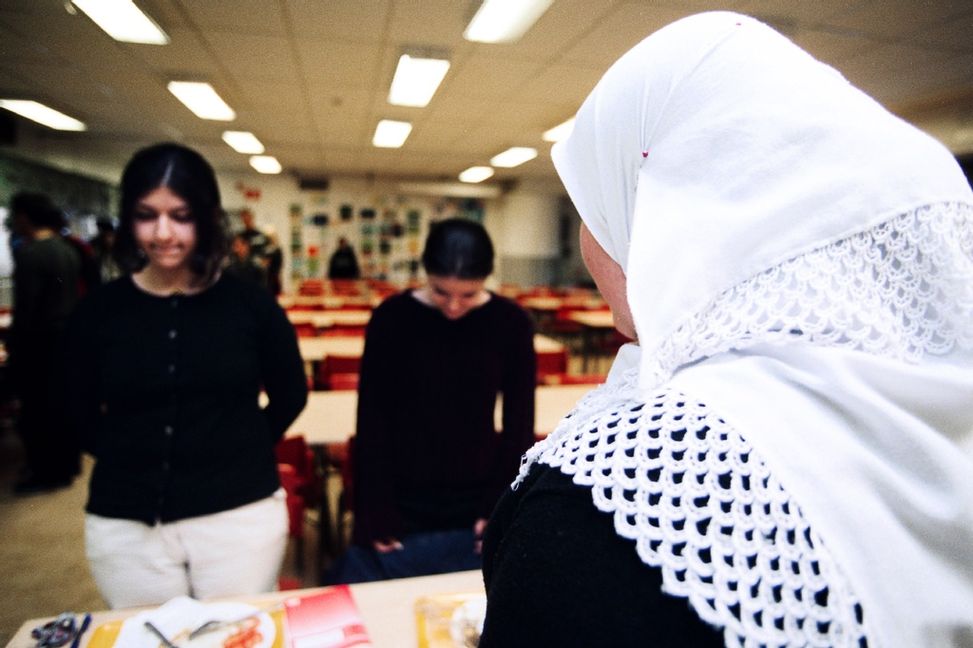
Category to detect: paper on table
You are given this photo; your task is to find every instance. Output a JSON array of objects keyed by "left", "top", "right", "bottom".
[
  {"left": 282, "top": 585, "right": 370, "bottom": 648},
  {"left": 112, "top": 597, "right": 275, "bottom": 648}
]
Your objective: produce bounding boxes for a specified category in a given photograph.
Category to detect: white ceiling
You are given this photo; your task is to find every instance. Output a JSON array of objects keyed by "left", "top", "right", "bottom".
[{"left": 1, "top": 0, "right": 972, "bottom": 185}]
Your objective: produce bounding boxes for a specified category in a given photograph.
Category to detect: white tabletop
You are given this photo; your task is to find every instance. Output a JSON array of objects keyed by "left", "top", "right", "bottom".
[
  {"left": 298, "top": 334, "right": 564, "bottom": 362},
  {"left": 285, "top": 383, "right": 593, "bottom": 445},
  {"left": 286, "top": 310, "right": 372, "bottom": 328},
  {"left": 567, "top": 310, "right": 615, "bottom": 329},
  {"left": 279, "top": 295, "right": 380, "bottom": 309},
  {"left": 4, "top": 570, "right": 484, "bottom": 648}
]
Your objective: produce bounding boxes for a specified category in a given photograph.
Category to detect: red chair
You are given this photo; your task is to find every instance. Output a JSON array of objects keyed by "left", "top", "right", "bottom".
[
  {"left": 275, "top": 436, "right": 323, "bottom": 577},
  {"left": 298, "top": 280, "right": 325, "bottom": 296},
  {"left": 327, "top": 373, "right": 360, "bottom": 391},
  {"left": 292, "top": 322, "right": 318, "bottom": 338},
  {"left": 314, "top": 354, "right": 362, "bottom": 390},
  {"left": 539, "top": 372, "right": 606, "bottom": 386},
  {"left": 536, "top": 348, "right": 569, "bottom": 384},
  {"left": 323, "top": 438, "right": 355, "bottom": 554}
]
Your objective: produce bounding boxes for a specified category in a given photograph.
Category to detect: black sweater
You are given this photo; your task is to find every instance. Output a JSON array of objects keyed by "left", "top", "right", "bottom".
[
  {"left": 63, "top": 275, "right": 308, "bottom": 524},
  {"left": 352, "top": 291, "right": 536, "bottom": 545}
]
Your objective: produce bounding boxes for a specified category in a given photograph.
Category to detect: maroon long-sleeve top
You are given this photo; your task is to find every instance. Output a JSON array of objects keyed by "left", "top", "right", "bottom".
[{"left": 351, "top": 291, "right": 536, "bottom": 545}]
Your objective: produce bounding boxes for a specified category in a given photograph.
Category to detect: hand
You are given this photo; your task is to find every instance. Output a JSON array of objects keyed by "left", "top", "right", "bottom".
[
  {"left": 473, "top": 518, "right": 488, "bottom": 555},
  {"left": 372, "top": 538, "right": 403, "bottom": 553}
]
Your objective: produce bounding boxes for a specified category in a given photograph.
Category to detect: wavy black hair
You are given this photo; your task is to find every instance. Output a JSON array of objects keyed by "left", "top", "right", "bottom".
[
  {"left": 10, "top": 192, "right": 65, "bottom": 229},
  {"left": 421, "top": 218, "right": 494, "bottom": 279},
  {"left": 113, "top": 142, "right": 228, "bottom": 284}
]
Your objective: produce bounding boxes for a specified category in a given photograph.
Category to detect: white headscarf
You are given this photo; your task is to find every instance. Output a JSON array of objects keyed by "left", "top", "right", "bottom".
[
  {"left": 538, "top": 11, "right": 973, "bottom": 647},
  {"left": 552, "top": 11, "right": 972, "bottom": 387}
]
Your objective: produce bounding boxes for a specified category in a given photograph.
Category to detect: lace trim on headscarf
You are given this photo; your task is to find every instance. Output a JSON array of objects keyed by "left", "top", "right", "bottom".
[
  {"left": 644, "top": 201, "right": 973, "bottom": 387},
  {"left": 516, "top": 381, "right": 869, "bottom": 647}
]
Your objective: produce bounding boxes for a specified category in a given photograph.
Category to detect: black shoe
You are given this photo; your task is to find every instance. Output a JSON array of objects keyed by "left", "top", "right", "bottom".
[{"left": 13, "top": 475, "right": 72, "bottom": 496}]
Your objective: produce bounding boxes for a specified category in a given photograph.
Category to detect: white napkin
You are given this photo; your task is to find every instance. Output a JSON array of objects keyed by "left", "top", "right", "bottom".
[{"left": 113, "top": 597, "right": 274, "bottom": 648}]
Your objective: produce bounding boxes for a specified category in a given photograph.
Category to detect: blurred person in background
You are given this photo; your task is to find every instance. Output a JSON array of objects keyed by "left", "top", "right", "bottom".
[
  {"left": 327, "top": 236, "right": 360, "bottom": 280},
  {"left": 62, "top": 142, "right": 307, "bottom": 607},
  {"left": 224, "top": 231, "right": 268, "bottom": 288},
  {"left": 238, "top": 208, "right": 269, "bottom": 262},
  {"left": 8, "top": 192, "right": 81, "bottom": 494},
  {"left": 262, "top": 225, "right": 284, "bottom": 296},
  {"left": 89, "top": 216, "right": 121, "bottom": 282}
]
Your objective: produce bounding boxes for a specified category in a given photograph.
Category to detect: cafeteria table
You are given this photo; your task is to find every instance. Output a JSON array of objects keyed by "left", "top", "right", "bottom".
[
  {"left": 279, "top": 294, "right": 381, "bottom": 309},
  {"left": 284, "top": 383, "right": 594, "bottom": 445},
  {"left": 298, "top": 333, "right": 565, "bottom": 363},
  {"left": 567, "top": 310, "right": 616, "bottom": 373},
  {"left": 286, "top": 310, "right": 372, "bottom": 330},
  {"left": 4, "top": 570, "right": 484, "bottom": 648},
  {"left": 279, "top": 382, "right": 595, "bottom": 575}
]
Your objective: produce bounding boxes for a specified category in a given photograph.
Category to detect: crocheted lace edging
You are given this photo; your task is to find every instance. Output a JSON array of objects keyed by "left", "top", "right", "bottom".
[
  {"left": 643, "top": 201, "right": 973, "bottom": 387},
  {"left": 517, "top": 383, "right": 869, "bottom": 647}
]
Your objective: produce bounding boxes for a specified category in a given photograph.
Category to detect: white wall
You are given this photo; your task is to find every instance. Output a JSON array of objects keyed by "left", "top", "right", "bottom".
[{"left": 490, "top": 178, "right": 564, "bottom": 286}]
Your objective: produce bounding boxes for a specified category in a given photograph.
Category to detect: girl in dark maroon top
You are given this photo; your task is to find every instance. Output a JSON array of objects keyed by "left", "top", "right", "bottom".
[{"left": 331, "top": 218, "right": 536, "bottom": 583}]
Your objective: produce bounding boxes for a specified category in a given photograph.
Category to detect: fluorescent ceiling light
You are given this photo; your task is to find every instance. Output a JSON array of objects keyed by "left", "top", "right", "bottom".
[
  {"left": 490, "top": 146, "right": 537, "bottom": 168},
  {"left": 167, "top": 81, "right": 235, "bottom": 121},
  {"left": 459, "top": 166, "right": 495, "bottom": 183},
  {"left": 388, "top": 54, "right": 450, "bottom": 107},
  {"left": 464, "top": 0, "right": 554, "bottom": 43},
  {"left": 372, "top": 120, "right": 413, "bottom": 148},
  {"left": 0, "top": 100, "right": 86, "bottom": 131},
  {"left": 222, "top": 131, "right": 265, "bottom": 154},
  {"left": 249, "top": 155, "right": 282, "bottom": 174},
  {"left": 72, "top": 0, "right": 169, "bottom": 45},
  {"left": 542, "top": 118, "right": 575, "bottom": 142}
]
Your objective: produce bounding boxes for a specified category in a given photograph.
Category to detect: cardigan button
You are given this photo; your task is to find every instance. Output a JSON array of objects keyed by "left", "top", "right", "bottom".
[
  {"left": 168, "top": 364, "right": 176, "bottom": 374},
  {"left": 168, "top": 329, "right": 177, "bottom": 340},
  {"left": 164, "top": 426, "right": 173, "bottom": 436}
]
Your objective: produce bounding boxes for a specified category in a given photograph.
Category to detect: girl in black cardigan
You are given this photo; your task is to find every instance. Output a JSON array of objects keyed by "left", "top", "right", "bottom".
[{"left": 64, "top": 143, "right": 307, "bottom": 607}]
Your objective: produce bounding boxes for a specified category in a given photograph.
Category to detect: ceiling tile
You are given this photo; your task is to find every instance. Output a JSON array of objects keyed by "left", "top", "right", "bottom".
[
  {"left": 206, "top": 32, "right": 300, "bottom": 82},
  {"left": 124, "top": 27, "right": 220, "bottom": 78},
  {"left": 841, "top": 42, "right": 973, "bottom": 107},
  {"left": 790, "top": 27, "right": 881, "bottom": 67},
  {"left": 556, "top": 3, "right": 688, "bottom": 67},
  {"left": 440, "top": 56, "right": 543, "bottom": 101},
  {"left": 295, "top": 39, "right": 383, "bottom": 90},
  {"left": 180, "top": 1, "right": 286, "bottom": 35},
  {"left": 285, "top": 0, "right": 391, "bottom": 40}
]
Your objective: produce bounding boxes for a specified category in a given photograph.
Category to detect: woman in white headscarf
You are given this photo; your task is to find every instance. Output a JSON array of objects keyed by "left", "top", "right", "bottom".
[{"left": 479, "top": 11, "right": 973, "bottom": 648}]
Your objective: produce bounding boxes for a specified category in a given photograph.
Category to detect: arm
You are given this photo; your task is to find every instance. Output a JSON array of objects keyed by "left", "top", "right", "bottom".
[
  {"left": 483, "top": 306, "right": 537, "bottom": 517},
  {"left": 351, "top": 306, "right": 404, "bottom": 547},
  {"left": 258, "top": 298, "right": 308, "bottom": 440},
  {"left": 9, "top": 250, "right": 43, "bottom": 370},
  {"left": 59, "top": 296, "right": 102, "bottom": 455}
]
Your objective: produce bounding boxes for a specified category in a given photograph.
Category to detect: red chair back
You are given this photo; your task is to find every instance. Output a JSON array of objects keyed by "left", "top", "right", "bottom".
[
  {"left": 315, "top": 354, "right": 362, "bottom": 390},
  {"left": 536, "top": 348, "right": 569, "bottom": 384}
]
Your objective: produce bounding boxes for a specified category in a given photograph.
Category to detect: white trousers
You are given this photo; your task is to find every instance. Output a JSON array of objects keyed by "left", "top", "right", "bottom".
[{"left": 86, "top": 489, "right": 288, "bottom": 609}]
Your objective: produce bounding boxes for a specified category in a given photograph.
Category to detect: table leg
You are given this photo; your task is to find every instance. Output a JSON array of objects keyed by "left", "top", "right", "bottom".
[{"left": 312, "top": 445, "right": 335, "bottom": 583}]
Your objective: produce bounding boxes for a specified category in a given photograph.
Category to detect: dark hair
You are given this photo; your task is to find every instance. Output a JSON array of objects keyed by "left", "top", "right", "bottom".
[
  {"left": 421, "top": 218, "right": 494, "bottom": 279},
  {"left": 10, "top": 192, "right": 65, "bottom": 229},
  {"left": 95, "top": 216, "right": 115, "bottom": 233},
  {"left": 114, "top": 142, "right": 228, "bottom": 283}
]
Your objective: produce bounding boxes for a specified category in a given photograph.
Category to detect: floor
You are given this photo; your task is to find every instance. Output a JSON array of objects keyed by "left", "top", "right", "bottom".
[{"left": 0, "top": 423, "right": 319, "bottom": 646}]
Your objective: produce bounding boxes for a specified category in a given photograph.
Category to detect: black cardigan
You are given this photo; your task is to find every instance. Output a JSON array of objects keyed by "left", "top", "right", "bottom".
[
  {"left": 352, "top": 291, "right": 536, "bottom": 545},
  {"left": 63, "top": 275, "right": 308, "bottom": 524}
]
